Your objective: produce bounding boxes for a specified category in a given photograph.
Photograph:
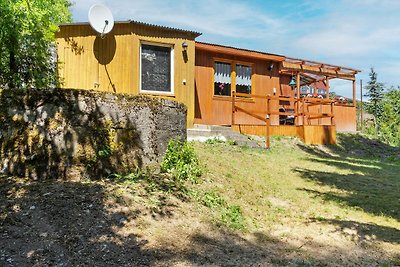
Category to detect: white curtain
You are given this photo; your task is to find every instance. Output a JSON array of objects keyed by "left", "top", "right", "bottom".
[
  {"left": 236, "top": 64, "right": 251, "bottom": 86},
  {"left": 214, "top": 62, "right": 231, "bottom": 84}
]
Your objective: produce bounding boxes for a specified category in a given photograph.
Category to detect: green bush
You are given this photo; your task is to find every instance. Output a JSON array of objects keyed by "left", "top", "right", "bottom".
[{"left": 161, "top": 139, "right": 202, "bottom": 182}]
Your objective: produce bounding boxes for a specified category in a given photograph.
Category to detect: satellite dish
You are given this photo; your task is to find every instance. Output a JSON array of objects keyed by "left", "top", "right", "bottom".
[{"left": 88, "top": 4, "right": 114, "bottom": 37}]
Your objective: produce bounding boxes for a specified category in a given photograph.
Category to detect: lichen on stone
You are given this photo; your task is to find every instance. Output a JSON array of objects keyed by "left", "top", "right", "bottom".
[{"left": 0, "top": 87, "right": 187, "bottom": 180}]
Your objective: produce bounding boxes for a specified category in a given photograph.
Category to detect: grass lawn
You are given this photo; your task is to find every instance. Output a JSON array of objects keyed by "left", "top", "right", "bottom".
[
  {"left": 193, "top": 134, "right": 400, "bottom": 265},
  {"left": 1, "top": 134, "right": 399, "bottom": 266}
]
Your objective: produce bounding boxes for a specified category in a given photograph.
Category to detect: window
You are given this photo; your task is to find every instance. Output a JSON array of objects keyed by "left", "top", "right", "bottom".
[
  {"left": 235, "top": 64, "right": 252, "bottom": 94},
  {"left": 214, "top": 61, "right": 252, "bottom": 96},
  {"left": 140, "top": 43, "right": 173, "bottom": 93},
  {"left": 214, "top": 62, "right": 231, "bottom": 96}
]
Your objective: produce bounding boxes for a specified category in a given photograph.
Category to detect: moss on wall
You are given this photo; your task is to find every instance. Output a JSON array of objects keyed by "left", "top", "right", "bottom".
[{"left": 0, "top": 88, "right": 187, "bottom": 180}]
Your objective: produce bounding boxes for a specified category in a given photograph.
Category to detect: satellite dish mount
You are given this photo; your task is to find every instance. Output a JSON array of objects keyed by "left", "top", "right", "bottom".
[{"left": 88, "top": 4, "right": 115, "bottom": 39}]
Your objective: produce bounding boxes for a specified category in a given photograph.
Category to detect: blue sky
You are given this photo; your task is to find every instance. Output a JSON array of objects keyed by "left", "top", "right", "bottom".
[{"left": 71, "top": 0, "right": 400, "bottom": 98}]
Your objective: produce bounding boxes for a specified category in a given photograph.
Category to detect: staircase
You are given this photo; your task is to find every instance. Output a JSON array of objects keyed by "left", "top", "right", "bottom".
[{"left": 187, "top": 124, "right": 263, "bottom": 148}]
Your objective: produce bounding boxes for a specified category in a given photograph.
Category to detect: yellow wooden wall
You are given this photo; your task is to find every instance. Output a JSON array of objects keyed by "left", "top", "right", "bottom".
[{"left": 56, "top": 23, "right": 197, "bottom": 127}]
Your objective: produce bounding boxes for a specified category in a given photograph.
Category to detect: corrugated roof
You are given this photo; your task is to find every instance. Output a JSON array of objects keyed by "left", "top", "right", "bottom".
[
  {"left": 196, "top": 41, "right": 286, "bottom": 62},
  {"left": 59, "top": 20, "right": 202, "bottom": 37},
  {"left": 196, "top": 41, "right": 285, "bottom": 59}
]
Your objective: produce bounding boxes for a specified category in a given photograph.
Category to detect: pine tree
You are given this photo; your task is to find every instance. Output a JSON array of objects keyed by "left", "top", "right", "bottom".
[{"left": 364, "top": 68, "right": 384, "bottom": 120}]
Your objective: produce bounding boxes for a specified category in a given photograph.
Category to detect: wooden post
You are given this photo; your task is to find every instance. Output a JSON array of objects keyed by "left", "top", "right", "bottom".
[
  {"left": 266, "top": 116, "right": 270, "bottom": 149},
  {"left": 266, "top": 96, "right": 270, "bottom": 149},
  {"left": 296, "top": 72, "right": 300, "bottom": 125},
  {"left": 296, "top": 72, "right": 300, "bottom": 99},
  {"left": 326, "top": 76, "right": 330, "bottom": 99},
  {"left": 231, "top": 91, "right": 235, "bottom": 126},
  {"left": 352, "top": 79, "right": 356, "bottom": 107},
  {"left": 302, "top": 98, "right": 306, "bottom": 126},
  {"left": 360, "top": 79, "right": 363, "bottom": 131}
]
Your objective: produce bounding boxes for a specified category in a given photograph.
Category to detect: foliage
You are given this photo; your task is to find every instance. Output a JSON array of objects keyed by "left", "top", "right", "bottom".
[
  {"left": 161, "top": 139, "right": 202, "bottom": 183},
  {"left": 109, "top": 167, "right": 149, "bottom": 182},
  {"left": 376, "top": 87, "right": 400, "bottom": 146},
  {"left": 201, "top": 191, "right": 225, "bottom": 208},
  {"left": 221, "top": 205, "right": 246, "bottom": 230},
  {"left": 364, "top": 68, "right": 384, "bottom": 120},
  {"left": 0, "top": 0, "right": 72, "bottom": 89},
  {"left": 205, "top": 137, "right": 226, "bottom": 144}
]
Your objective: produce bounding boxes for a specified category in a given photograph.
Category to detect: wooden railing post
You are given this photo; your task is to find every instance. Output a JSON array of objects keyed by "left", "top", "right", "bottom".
[
  {"left": 266, "top": 95, "right": 271, "bottom": 149},
  {"left": 231, "top": 91, "right": 235, "bottom": 126},
  {"left": 352, "top": 80, "right": 356, "bottom": 107},
  {"left": 266, "top": 115, "right": 270, "bottom": 149}
]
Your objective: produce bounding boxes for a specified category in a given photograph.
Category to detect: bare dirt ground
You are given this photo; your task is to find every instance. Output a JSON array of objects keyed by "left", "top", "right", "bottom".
[{"left": 1, "top": 174, "right": 398, "bottom": 267}]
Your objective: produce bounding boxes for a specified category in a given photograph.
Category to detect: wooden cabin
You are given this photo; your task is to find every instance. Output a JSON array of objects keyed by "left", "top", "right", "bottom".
[
  {"left": 56, "top": 21, "right": 360, "bottom": 145},
  {"left": 56, "top": 21, "right": 201, "bottom": 127},
  {"left": 194, "top": 42, "right": 360, "bottom": 145}
]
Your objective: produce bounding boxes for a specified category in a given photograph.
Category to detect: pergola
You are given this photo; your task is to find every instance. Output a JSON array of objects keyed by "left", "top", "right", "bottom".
[{"left": 279, "top": 57, "right": 361, "bottom": 106}]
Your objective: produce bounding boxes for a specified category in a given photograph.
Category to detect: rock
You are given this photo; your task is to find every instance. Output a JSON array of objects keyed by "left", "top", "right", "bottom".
[{"left": 0, "top": 88, "right": 187, "bottom": 180}]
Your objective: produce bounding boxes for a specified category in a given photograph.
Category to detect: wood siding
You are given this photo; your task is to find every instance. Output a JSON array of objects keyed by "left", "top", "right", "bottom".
[
  {"left": 194, "top": 49, "right": 282, "bottom": 126},
  {"left": 56, "top": 23, "right": 197, "bottom": 127},
  {"left": 232, "top": 125, "right": 336, "bottom": 144}
]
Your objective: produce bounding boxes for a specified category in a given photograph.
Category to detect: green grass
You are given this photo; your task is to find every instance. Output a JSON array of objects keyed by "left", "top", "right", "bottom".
[
  {"left": 1, "top": 134, "right": 399, "bottom": 266},
  {"left": 193, "top": 134, "right": 400, "bottom": 238}
]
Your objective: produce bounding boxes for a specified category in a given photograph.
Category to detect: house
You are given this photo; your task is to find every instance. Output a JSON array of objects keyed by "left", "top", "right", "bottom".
[
  {"left": 56, "top": 20, "right": 360, "bottom": 145},
  {"left": 56, "top": 21, "right": 201, "bottom": 127}
]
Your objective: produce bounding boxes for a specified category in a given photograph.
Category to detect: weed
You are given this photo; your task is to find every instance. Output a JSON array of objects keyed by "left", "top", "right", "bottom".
[
  {"left": 201, "top": 191, "right": 225, "bottom": 208},
  {"left": 98, "top": 145, "right": 112, "bottom": 158},
  {"left": 227, "top": 139, "right": 237, "bottom": 146},
  {"left": 161, "top": 139, "right": 202, "bottom": 183},
  {"left": 221, "top": 205, "right": 246, "bottom": 230},
  {"left": 205, "top": 137, "right": 225, "bottom": 144},
  {"left": 109, "top": 167, "right": 148, "bottom": 182}
]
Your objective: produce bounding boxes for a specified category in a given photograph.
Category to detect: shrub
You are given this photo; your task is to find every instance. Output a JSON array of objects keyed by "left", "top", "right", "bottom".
[{"left": 161, "top": 139, "right": 202, "bottom": 182}]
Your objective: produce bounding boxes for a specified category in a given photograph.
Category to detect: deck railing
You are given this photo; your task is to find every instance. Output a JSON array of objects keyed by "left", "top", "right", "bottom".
[{"left": 231, "top": 91, "right": 336, "bottom": 148}]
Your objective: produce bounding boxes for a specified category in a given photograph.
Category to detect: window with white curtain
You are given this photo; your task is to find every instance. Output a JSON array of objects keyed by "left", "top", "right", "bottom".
[
  {"left": 214, "top": 61, "right": 231, "bottom": 96},
  {"left": 214, "top": 61, "right": 252, "bottom": 96},
  {"left": 235, "top": 64, "right": 252, "bottom": 94}
]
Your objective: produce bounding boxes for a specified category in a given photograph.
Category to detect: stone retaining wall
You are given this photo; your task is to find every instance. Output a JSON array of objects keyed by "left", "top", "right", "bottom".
[{"left": 0, "top": 88, "right": 187, "bottom": 180}]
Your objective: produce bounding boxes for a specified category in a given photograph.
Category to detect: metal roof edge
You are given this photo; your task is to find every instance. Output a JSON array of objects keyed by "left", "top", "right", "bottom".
[{"left": 58, "top": 20, "right": 202, "bottom": 37}]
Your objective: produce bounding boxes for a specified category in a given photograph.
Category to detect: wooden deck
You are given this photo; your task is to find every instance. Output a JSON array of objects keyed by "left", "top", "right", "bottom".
[
  {"left": 232, "top": 125, "right": 336, "bottom": 145},
  {"left": 230, "top": 92, "right": 339, "bottom": 146}
]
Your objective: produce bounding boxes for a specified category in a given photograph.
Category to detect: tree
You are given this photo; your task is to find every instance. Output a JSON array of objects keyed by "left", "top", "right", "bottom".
[
  {"left": 378, "top": 87, "right": 400, "bottom": 146},
  {"left": 364, "top": 68, "right": 384, "bottom": 120},
  {"left": 0, "top": 0, "right": 71, "bottom": 89}
]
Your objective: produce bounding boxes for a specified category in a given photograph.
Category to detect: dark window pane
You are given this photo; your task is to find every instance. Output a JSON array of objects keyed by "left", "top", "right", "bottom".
[
  {"left": 141, "top": 44, "right": 171, "bottom": 92},
  {"left": 236, "top": 84, "right": 251, "bottom": 94},
  {"left": 236, "top": 64, "right": 252, "bottom": 95},
  {"left": 214, "top": 82, "right": 231, "bottom": 96},
  {"left": 214, "top": 62, "right": 231, "bottom": 96}
]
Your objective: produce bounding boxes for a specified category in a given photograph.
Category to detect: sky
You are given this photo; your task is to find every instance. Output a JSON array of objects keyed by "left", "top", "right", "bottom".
[{"left": 71, "top": 0, "right": 400, "bottom": 99}]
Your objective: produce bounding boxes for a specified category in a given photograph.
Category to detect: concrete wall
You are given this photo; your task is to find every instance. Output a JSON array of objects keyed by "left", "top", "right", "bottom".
[{"left": 0, "top": 88, "right": 187, "bottom": 180}]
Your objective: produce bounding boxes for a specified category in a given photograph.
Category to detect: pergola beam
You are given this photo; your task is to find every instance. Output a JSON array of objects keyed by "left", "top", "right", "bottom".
[
  {"left": 281, "top": 62, "right": 356, "bottom": 80},
  {"left": 285, "top": 57, "right": 361, "bottom": 73}
]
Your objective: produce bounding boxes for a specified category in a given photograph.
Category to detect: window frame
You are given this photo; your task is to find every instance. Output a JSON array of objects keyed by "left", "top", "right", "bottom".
[
  {"left": 212, "top": 58, "right": 254, "bottom": 98},
  {"left": 139, "top": 41, "right": 175, "bottom": 95}
]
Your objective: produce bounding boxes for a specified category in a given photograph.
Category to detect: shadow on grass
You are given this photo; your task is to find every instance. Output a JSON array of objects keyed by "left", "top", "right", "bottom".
[
  {"left": 2, "top": 176, "right": 394, "bottom": 266},
  {"left": 310, "top": 218, "right": 400, "bottom": 244},
  {"left": 296, "top": 134, "right": 400, "bottom": 221}
]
